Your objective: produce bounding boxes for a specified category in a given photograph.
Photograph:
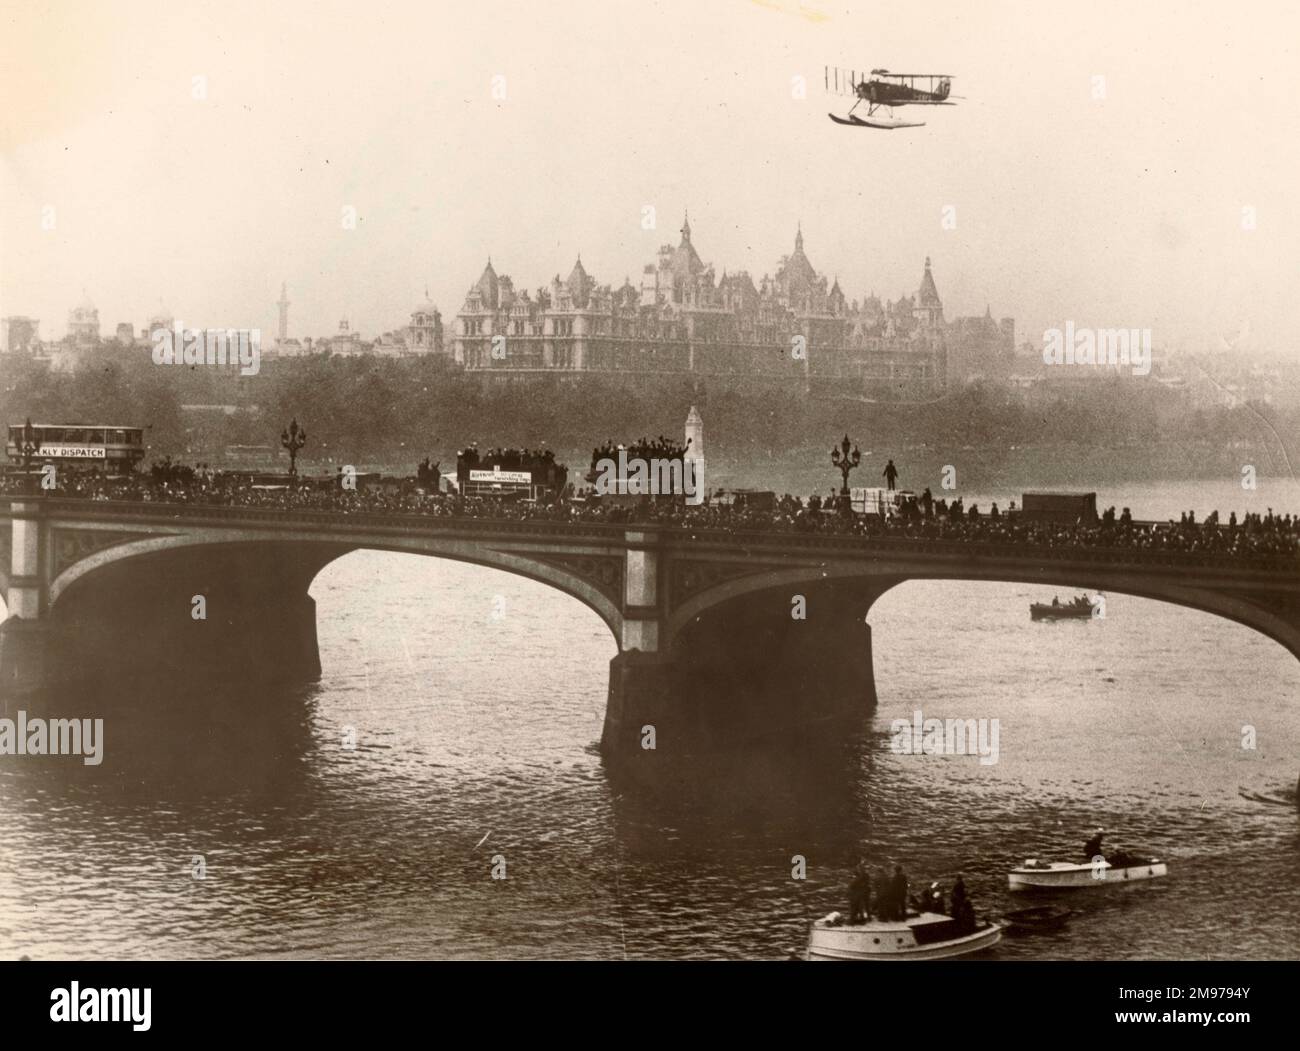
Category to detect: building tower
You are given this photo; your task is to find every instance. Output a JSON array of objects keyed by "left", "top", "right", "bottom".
[
  {"left": 67, "top": 291, "right": 100, "bottom": 344},
  {"left": 410, "top": 289, "right": 443, "bottom": 353},
  {"left": 914, "top": 257, "right": 944, "bottom": 327},
  {"left": 277, "top": 282, "right": 290, "bottom": 342}
]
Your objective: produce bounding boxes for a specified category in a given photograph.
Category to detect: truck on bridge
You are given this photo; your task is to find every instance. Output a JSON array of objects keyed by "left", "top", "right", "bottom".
[
  {"left": 852, "top": 487, "right": 917, "bottom": 520},
  {"left": 1019, "top": 491, "right": 1099, "bottom": 525}
]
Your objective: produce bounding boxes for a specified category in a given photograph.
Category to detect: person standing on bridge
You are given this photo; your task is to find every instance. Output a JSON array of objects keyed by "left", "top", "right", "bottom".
[{"left": 883, "top": 459, "right": 899, "bottom": 491}]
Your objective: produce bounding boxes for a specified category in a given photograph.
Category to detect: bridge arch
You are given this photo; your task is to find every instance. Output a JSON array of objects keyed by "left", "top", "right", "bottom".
[
  {"left": 48, "top": 530, "right": 625, "bottom": 643},
  {"left": 666, "top": 559, "right": 1300, "bottom": 663},
  {"left": 35, "top": 526, "right": 628, "bottom": 692}
]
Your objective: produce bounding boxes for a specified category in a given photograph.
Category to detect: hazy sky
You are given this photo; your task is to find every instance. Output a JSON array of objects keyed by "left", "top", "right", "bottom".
[{"left": 2, "top": 0, "right": 1297, "bottom": 353}]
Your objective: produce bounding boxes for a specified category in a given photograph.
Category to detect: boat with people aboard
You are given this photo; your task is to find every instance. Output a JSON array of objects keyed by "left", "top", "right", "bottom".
[
  {"left": 1030, "top": 593, "right": 1095, "bottom": 620},
  {"left": 811, "top": 863, "right": 1000, "bottom": 960},
  {"left": 807, "top": 910, "right": 1002, "bottom": 960},
  {"left": 1008, "top": 854, "right": 1167, "bottom": 891}
]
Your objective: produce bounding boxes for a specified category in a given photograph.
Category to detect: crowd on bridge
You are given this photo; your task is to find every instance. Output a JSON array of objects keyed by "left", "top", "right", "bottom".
[
  {"left": 3, "top": 464, "right": 1298, "bottom": 563},
  {"left": 457, "top": 444, "right": 559, "bottom": 469},
  {"left": 590, "top": 435, "right": 692, "bottom": 468}
]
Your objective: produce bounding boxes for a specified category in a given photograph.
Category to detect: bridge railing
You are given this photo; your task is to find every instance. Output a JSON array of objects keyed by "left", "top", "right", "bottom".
[
  {"left": 4, "top": 496, "right": 1297, "bottom": 574},
  {"left": 660, "top": 526, "right": 1292, "bottom": 573},
  {"left": 21, "top": 497, "right": 632, "bottom": 541}
]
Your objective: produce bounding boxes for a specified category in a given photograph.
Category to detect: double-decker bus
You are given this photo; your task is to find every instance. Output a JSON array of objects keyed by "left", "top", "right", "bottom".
[
  {"left": 456, "top": 446, "right": 567, "bottom": 499},
  {"left": 5, "top": 422, "right": 146, "bottom": 475}
]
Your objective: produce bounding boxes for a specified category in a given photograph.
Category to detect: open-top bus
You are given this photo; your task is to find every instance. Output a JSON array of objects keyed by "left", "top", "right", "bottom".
[{"left": 5, "top": 422, "right": 146, "bottom": 475}]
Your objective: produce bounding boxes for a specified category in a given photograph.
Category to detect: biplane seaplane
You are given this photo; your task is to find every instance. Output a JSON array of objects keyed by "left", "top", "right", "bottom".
[{"left": 825, "top": 66, "right": 956, "bottom": 129}]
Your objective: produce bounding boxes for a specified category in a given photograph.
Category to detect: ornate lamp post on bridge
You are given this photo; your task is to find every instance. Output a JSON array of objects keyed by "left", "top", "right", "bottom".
[
  {"left": 281, "top": 418, "right": 307, "bottom": 483},
  {"left": 830, "top": 433, "right": 861, "bottom": 514}
]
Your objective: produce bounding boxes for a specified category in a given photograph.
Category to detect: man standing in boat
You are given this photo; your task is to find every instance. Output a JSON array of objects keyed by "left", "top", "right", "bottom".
[
  {"left": 950, "top": 874, "right": 967, "bottom": 915},
  {"left": 1083, "top": 827, "right": 1105, "bottom": 861},
  {"left": 888, "top": 864, "right": 909, "bottom": 920},
  {"left": 848, "top": 862, "right": 872, "bottom": 924},
  {"left": 949, "top": 875, "right": 976, "bottom": 930}
]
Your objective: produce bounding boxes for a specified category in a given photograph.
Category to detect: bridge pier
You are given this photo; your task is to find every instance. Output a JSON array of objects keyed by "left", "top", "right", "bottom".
[
  {"left": 0, "top": 618, "right": 53, "bottom": 704},
  {"left": 28, "top": 542, "right": 336, "bottom": 694},
  {"left": 1, "top": 499, "right": 50, "bottom": 703},
  {"left": 601, "top": 581, "right": 882, "bottom": 763},
  {"left": 600, "top": 649, "right": 677, "bottom": 758}
]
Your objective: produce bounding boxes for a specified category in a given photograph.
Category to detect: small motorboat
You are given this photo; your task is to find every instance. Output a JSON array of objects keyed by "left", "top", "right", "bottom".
[
  {"left": 807, "top": 911, "right": 1002, "bottom": 960},
  {"left": 1030, "top": 595, "right": 1095, "bottom": 620},
  {"left": 1008, "top": 855, "right": 1167, "bottom": 891},
  {"left": 1002, "top": 904, "right": 1076, "bottom": 934}
]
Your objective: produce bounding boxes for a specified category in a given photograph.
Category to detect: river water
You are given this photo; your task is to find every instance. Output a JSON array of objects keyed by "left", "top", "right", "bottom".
[{"left": 1, "top": 479, "right": 1298, "bottom": 960}]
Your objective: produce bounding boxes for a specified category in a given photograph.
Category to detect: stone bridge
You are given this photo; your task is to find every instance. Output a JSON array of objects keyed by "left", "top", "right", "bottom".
[{"left": 2, "top": 497, "right": 1298, "bottom": 763}]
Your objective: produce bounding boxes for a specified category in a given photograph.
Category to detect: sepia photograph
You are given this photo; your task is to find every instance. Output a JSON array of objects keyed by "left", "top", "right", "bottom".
[{"left": 1, "top": 0, "right": 1297, "bottom": 1032}]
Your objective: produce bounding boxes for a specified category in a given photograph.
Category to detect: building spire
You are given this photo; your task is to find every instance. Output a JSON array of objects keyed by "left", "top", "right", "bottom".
[
  {"left": 795, "top": 221, "right": 803, "bottom": 251},
  {"left": 917, "top": 256, "right": 942, "bottom": 312},
  {"left": 681, "top": 210, "right": 691, "bottom": 243}
]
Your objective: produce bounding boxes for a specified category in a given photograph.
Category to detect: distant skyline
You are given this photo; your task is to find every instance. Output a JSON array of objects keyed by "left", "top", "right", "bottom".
[{"left": 2, "top": 0, "right": 1297, "bottom": 355}]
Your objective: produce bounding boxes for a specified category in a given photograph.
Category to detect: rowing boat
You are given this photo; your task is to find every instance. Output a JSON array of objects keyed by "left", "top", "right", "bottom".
[{"left": 1002, "top": 904, "right": 1076, "bottom": 933}]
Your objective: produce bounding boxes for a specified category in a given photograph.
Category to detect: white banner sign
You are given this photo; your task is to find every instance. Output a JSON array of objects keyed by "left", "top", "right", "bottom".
[
  {"left": 469, "top": 468, "right": 531, "bottom": 484},
  {"left": 40, "top": 444, "right": 106, "bottom": 459}
]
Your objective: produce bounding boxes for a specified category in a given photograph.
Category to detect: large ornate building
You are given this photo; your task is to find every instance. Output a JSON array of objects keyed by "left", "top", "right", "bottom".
[
  {"left": 451, "top": 216, "right": 1013, "bottom": 394},
  {"left": 67, "top": 293, "right": 101, "bottom": 344}
]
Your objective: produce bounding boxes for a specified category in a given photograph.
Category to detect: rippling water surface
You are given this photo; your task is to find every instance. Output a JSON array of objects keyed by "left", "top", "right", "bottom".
[{"left": 1, "top": 480, "right": 1298, "bottom": 959}]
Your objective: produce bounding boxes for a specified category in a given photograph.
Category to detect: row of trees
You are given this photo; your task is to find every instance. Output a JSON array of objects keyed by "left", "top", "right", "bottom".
[{"left": 1, "top": 345, "right": 1295, "bottom": 472}]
